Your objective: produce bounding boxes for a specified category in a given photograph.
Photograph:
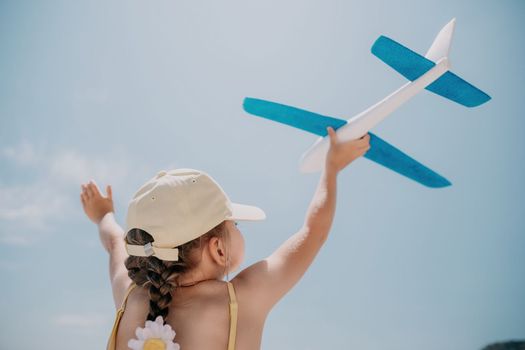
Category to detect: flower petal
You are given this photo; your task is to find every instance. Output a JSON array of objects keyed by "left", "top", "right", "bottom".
[
  {"left": 167, "top": 342, "right": 181, "bottom": 350},
  {"left": 155, "top": 315, "right": 164, "bottom": 325},
  {"left": 128, "top": 339, "right": 144, "bottom": 350},
  {"left": 148, "top": 317, "right": 163, "bottom": 335},
  {"left": 142, "top": 327, "right": 154, "bottom": 339},
  {"left": 135, "top": 326, "right": 146, "bottom": 340},
  {"left": 162, "top": 324, "right": 173, "bottom": 332},
  {"left": 161, "top": 328, "right": 176, "bottom": 342},
  {"left": 160, "top": 324, "right": 175, "bottom": 340}
]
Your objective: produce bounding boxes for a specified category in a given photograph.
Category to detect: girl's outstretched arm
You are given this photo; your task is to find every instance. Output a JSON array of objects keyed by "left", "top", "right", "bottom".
[
  {"left": 235, "top": 127, "right": 370, "bottom": 314},
  {"left": 80, "top": 182, "right": 131, "bottom": 309}
]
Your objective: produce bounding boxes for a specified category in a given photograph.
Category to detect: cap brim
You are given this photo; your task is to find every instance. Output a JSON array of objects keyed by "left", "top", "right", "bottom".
[{"left": 227, "top": 202, "right": 266, "bottom": 221}]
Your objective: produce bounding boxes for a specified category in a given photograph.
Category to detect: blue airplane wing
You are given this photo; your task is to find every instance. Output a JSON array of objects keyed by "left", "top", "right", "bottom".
[
  {"left": 365, "top": 133, "right": 451, "bottom": 188},
  {"left": 243, "top": 97, "right": 451, "bottom": 188},
  {"left": 426, "top": 71, "right": 491, "bottom": 108},
  {"left": 243, "top": 97, "right": 346, "bottom": 136},
  {"left": 371, "top": 35, "right": 491, "bottom": 107}
]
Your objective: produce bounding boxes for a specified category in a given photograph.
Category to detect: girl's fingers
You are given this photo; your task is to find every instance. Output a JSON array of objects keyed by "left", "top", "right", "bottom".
[
  {"left": 80, "top": 193, "right": 86, "bottom": 204},
  {"left": 327, "top": 127, "right": 337, "bottom": 146},
  {"left": 342, "top": 139, "right": 367, "bottom": 151},
  {"left": 86, "top": 183, "right": 95, "bottom": 198},
  {"left": 357, "top": 144, "right": 370, "bottom": 154},
  {"left": 340, "top": 133, "right": 369, "bottom": 147},
  {"left": 356, "top": 134, "right": 370, "bottom": 147},
  {"left": 106, "top": 185, "right": 112, "bottom": 199},
  {"left": 82, "top": 184, "right": 91, "bottom": 198},
  {"left": 89, "top": 181, "right": 102, "bottom": 197}
]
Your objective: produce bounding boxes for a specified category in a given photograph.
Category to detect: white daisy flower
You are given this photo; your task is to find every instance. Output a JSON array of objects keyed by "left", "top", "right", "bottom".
[{"left": 128, "top": 315, "right": 181, "bottom": 350}]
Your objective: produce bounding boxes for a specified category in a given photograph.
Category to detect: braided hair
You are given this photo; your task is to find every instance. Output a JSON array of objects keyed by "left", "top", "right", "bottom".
[{"left": 124, "top": 220, "right": 229, "bottom": 323}]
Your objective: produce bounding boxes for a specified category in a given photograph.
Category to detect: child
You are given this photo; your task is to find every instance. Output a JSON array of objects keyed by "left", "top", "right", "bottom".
[{"left": 80, "top": 127, "right": 370, "bottom": 350}]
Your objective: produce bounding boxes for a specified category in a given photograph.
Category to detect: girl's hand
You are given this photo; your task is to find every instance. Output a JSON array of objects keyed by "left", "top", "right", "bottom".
[
  {"left": 325, "top": 127, "right": 371, "bottom": 173},
  {"left": 80, "top": 180, "right": 115, "bottom": 225}
]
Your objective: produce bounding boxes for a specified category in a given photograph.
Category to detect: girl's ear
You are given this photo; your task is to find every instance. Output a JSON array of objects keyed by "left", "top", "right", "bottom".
[{"left": 208, "top": 236, "right": 227, "bottom": 267}]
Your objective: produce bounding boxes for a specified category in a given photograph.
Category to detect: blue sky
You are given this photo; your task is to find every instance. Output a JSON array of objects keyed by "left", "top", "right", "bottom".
[{"left": 1, "top": 0, "right": 524, "bottom": 349}]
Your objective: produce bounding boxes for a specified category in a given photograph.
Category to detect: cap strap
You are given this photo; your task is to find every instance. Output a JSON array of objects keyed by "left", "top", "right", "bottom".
[{"left": 125, "top": 243, "right": 179, "bottom": 261}]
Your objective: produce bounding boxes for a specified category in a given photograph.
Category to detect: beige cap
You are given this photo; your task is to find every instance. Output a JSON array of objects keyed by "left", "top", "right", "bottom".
[{"left": 125, "top": 168, "right": 266, "bottom": 261}]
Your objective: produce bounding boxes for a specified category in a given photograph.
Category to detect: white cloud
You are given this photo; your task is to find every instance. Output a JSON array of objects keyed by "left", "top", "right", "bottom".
[
  {"left": 0, "top": 184, "right": 68, "bottom": 226},
  {"left": 1, "top": 139, "right": 39, "bottom": 166},
  {"left": 0, "top": 182, "right": 69, "bottom": 244},
  {"left": 0, "top": 141, "right": 136, "bottom": 245},
  {"left": 48, "top": 149, "right": 129, "bottom": 187},
  {"left": 0, "top": 233, "right": 39, "bottom": 246}
]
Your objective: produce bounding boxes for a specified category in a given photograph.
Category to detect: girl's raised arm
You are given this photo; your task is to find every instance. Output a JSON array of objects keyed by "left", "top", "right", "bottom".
[
  {"left": 97, "top": 212, "right": 132, "bottom": 310},
  {"left": 81, "top": 182, "right": 132, "bottom": 310},
  {"left": 235, "top": 128, "right": 370, "bottom": 314}
]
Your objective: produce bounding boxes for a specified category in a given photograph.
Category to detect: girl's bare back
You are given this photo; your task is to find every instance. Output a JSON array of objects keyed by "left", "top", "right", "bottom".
[
  {"left": 115, "top": 279, "right": 267, "bottom": 350},
  {"left": 81, "top": 129, "right": 368, "bottom": 350}
]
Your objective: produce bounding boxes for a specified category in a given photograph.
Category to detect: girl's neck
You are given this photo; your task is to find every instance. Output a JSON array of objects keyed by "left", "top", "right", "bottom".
[{"left": 178, "top": 278, "right": 219, "bottom": 287}]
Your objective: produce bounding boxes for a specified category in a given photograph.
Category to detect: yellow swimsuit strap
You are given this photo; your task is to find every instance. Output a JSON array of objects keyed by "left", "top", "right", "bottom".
[
  {"left": 106, "top": 282, "right": 138, "bottom": 350},
  {"left": 120, "top": 282, "right": 138, "bottom": 309},
  {"left": 227, "top": 281, "right": 238, "bottom": 350}
]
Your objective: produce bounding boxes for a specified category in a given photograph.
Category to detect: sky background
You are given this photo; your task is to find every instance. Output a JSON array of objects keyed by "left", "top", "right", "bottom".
[{"left": 1, "top": 0, "right": 524, "bottom": 349}]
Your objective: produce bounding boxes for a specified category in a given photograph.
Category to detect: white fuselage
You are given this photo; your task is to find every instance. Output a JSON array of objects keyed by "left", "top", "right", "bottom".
[{"left": 299, "top": 57, "right": 451, "bottom": 173}]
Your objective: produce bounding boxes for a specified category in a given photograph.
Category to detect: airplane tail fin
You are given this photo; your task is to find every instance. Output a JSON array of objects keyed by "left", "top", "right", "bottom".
[{"left": 425, "top": 18, "right": 456, "bottom": 62}]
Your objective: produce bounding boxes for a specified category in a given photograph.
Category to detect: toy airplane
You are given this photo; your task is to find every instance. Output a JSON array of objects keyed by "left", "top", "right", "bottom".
[{"left": 243, "top": 18, "right": 491, "bottom": 188}]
